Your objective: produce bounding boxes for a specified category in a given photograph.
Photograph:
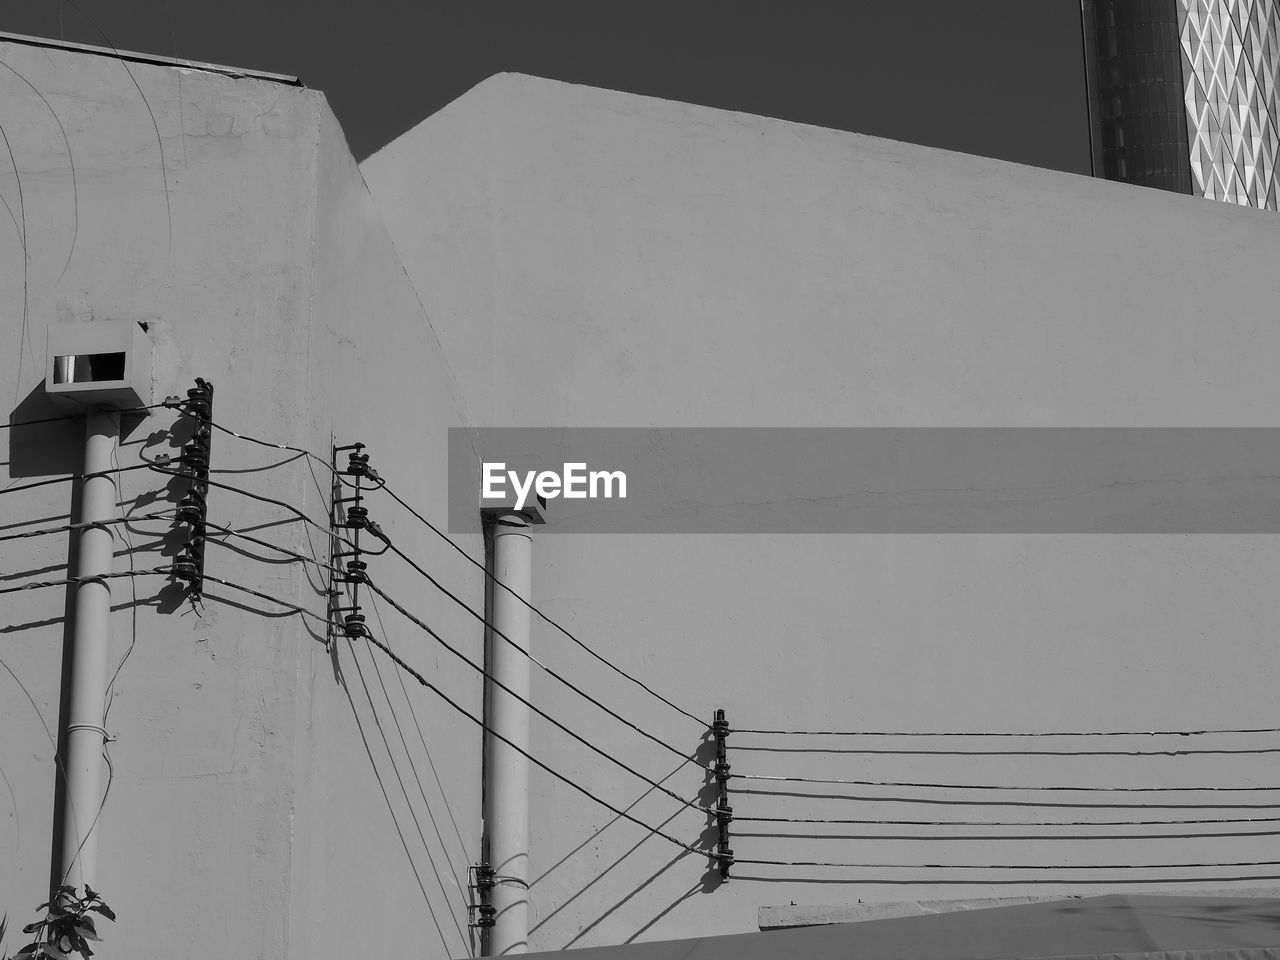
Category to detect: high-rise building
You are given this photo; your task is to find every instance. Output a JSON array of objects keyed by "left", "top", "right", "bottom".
[{"left": 1084, "top": 0, "right": 1280, "bottom": 207}]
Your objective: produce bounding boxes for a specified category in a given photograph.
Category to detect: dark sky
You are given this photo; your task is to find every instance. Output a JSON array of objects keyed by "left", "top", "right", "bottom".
[{"left": 1, "top": 1, "right": 1090, "bottom": 172}]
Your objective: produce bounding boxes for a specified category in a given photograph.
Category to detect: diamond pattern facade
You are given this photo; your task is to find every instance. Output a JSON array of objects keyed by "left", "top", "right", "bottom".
[{"left": 1178, "top": 0, "right": 1280, "bottom": 208}]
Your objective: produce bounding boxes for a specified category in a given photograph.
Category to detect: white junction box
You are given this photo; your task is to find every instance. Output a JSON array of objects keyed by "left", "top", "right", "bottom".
[{"left": 45, "top": 321, "right": 152, "bottom": 410}]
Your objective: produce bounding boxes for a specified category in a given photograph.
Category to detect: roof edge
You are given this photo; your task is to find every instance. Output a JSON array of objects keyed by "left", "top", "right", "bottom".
[{"left": 0, "top": 30, "right": 301, "bottom": 85}]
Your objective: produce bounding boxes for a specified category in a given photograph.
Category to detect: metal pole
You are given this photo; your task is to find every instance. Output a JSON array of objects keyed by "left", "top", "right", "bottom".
[
  {"left": 485, "top": 512, "right": 534, "bottom": 955},
  {"left": 59, "top": 409, "right": 119, "bottom": 889}
]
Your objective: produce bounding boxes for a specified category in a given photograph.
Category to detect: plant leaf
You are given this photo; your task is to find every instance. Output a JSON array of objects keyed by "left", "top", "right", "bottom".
[
  {"left": 86, "top": 905, "right": 113, "bottom": 923},
  {"left": 81, "top": 885, "right": 96, "bottom": 901},
  {"left": 19, "top": 925, "right": 39, "bottom": 937}
]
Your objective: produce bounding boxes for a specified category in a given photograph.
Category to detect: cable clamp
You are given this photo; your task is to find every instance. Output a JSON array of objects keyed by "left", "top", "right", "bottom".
[
  {"left": 344, "top": 559, "right": 369, "bottom": 584},
  {"left": 468, "top": 864, "right": 498, "bottom": 929},
  {"left": 345, "top": 451, "right": 371, "bottom": 477},
  {"left": 65, "top": 722, "right": 110, "bottom": 740},
  {"left": 172, "top": 559, "right": 200, "bottom": 582}
]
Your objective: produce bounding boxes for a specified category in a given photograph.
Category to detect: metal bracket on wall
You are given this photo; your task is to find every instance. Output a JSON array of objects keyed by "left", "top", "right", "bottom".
[
  {"left": 467, "top": 863, "right": 497, "bottom": 928},
  {"left": 330, "top": 442, "right": 374, "bottom": 643},
  {"left": 713, "top": 707, "right": 734, "bottom": 879},
  {"left": 168, "top": 378, "right": 214, "bottom": 600}
]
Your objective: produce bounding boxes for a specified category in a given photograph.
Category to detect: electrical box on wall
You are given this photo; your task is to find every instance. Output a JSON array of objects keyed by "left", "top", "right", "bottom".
[{"left": 44, "top": 321, "right": 152, "bottom": 410}]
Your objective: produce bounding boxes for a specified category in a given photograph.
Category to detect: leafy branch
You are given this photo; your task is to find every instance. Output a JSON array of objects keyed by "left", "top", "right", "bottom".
[{"left": 4, "top": 886, "right": 115, "bottom": 960}]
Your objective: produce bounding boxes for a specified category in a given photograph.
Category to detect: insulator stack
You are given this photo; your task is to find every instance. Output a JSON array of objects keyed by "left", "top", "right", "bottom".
[
  {"left": 712, "top": 707, "right": 734, "bottom": 878},
  {"left": 469, "top": 863, "right": 497, "bottom": 928},
  {"left": 331, "top": 443, "right": 376, "bottom": 640},
  {"left": 171, "top": 378, "right": 214, "bottom": 599}
]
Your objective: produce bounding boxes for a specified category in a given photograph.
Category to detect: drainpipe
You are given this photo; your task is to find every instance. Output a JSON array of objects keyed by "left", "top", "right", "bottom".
[
  {"left": 484, "top": 509, "right": 538, "bottom": 955},
  {"left": 59, "top": 409, "right": 120, "bottom": 890}
]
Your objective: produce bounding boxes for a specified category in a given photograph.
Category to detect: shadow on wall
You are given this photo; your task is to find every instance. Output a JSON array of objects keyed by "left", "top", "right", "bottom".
[
  {"left": 336, "top": 626, "right": 479, "bottom": 959},
  {"left": 7, "top": 383, "right": 149, "bottom": 478},
  {"left": 529, "top": 733, "right": 725, "bottom": 950}
]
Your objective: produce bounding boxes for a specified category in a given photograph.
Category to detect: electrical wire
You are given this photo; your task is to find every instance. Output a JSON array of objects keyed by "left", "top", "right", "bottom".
[
  {"left": 371, "top": 534, "right": 709, "bottom": 772},
  {"left": 179, "top": 430, "right": 703, "bottom": 732},
  {"left": 145, "top": 465, "right": 365, "bottom": 554},
  {"left": 201, "top": 574, "right": 712, "bottom": 860},
  {"left": 732, "top": 725, "right": 1280, "bottom": 737},
  {"left": 62, "top": 431, "right": 139, "bottom": 888},
  {"left": 365, "top": 592, "right": 475, "bottom": 911},
  {"left": 733, "top": 814, "right": 1280, "bottom": 826},
  {"left": 210, "top": 450, "right": 309, "bottom": 475},
  {"left": 0, "top": 461, "right": 157, "bottom": 496},
  {"left": 730, "top": 772, "right": 1280, "bottom": 793},
  {"left": 735, "top": 826, "right": 1280, "bottom": 841},
  {"left": 363, "top": 577, "right": 712, "bottom": 815},
  {"left": 149, "top": 427, "right": 1280, "bottom": 838},
  {"left": 0, "top": 568, "right": 170, "bottom": 596},
  {"left": 374, "top": 476, "right": 706, "bottom": 728},
  {"left": 358, "top": 622, "right": 712, "bottom": 862},
  {"left": 104, "top": 439, "right": 146, "bottom": 715},
  {"left": 0, "top": 512, "right": 173, "bottom": 544},
  {"left": 165, "top": 407, "right": 338, "bottom": 478},
  {"left": 199, "top": 574, "right": 332, "bottom": 625},
  {"left": 731, "top": 787, "right": 1280, "bottom": 810},
  {"left": 726, "top": 744, "right": 1280, "bottom": 757},
  {"left": 197, "top": 518, "right": 343, "bottom": 576},
  {"left": 0, "top": 403, "right": 168, "bottom": 430},
  {"left": 732, "top": 856, "right": 1280, "bottom": 870},
  {"left": 732, "top": 872, "right": 1280, "bottom": 886}
]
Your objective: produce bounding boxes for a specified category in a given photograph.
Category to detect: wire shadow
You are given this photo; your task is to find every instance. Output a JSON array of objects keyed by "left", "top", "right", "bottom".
[
  {"left": 529, "top": 768, "right": 691, "bottom": 939},
  {"left": 735, "top": 827, "right": 1280, "bottom": 842},
  {"left": 342, "top": 635, "right": 473, "bottom": 958},
  {"left": 531, "top": 738, "right": 717, "bottom": 950},
  {"left": 625, "top": 881, "right": 704, "bottom": 944},
  {"left": 731, "top": 872, "right": 1280, "bottom": 885},
  {"left": 0, "top": 512, "right": 69, "bottom": 533},
  {"left": 729, "top": 744, "right": 1280, "bottom": 756},
  {"left": 0, "top": 594, "right": 164, "bottom": 635},
  {"left": 734, "top": 787, "right": 1280, "bottom": 810},
  {"left": 563, "top": 849, "right": 694, "bottom": 950}
]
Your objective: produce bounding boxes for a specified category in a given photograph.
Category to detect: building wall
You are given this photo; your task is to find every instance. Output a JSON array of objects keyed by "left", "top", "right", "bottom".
[
  {"left": 1084, "top": 0, "right": 1280, "bottom": 208},
  {"left": 0, "top": 38, "right": 482, "bottom": 960},
  {"left": 8, "top": 41, "right": 1280, "bottom": 959},
  {"left": 1177, "top": 0, "right": 1280, "bottom": 206},
  {"left": 1085, "top": 0, "right": 1193, "bottom": 193},
  {"left": 363, "top": 73, "right": 1280, "bottom": 948}
]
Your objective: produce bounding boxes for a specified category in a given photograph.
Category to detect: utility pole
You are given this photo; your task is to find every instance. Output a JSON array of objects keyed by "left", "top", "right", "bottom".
[
  {"left": 59, "top": 409, "right": 119, "bottom": 889},
  {"left": 481, "top": 497, "right": 545, "bottom": 955}
]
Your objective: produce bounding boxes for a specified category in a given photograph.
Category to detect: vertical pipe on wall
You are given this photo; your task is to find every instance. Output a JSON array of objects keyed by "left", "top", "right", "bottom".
[
  {"left": 59, "top": 409, "right": 119, "bottom": 890},
  {"left": 484, "top": 512, "right": 534, "bottom": 955}
]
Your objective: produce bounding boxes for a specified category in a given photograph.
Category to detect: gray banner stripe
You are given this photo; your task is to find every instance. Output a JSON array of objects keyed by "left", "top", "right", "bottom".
[{"left": 448, "top": 428, "right": 1280, "bottom": 533}]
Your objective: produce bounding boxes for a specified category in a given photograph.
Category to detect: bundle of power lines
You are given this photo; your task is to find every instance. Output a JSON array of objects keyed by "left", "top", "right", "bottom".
[{"left": 6, "top": 396, "right": 1280, "bottom": 899}]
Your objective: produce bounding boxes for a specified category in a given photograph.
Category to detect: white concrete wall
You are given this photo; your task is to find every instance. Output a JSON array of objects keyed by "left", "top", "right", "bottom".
[
  {"left": 0, "top": 38, "right": 481, "bottom": 959},
  {"left": 362, "top": 74, "right": 1280, "bottom": 949}
]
